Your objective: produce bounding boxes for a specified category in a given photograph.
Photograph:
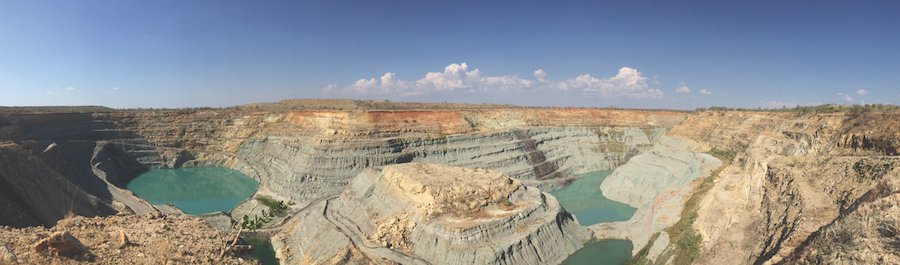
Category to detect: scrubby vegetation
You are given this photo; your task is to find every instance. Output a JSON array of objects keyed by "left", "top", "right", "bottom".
[
  {"left": 663, "top": 147, "right": 735, "bottom": 265},
  {"left": 256, "top": 195, "right": 290, "bottom": 216},
  {"left": 627, "top": 232, "right": 662, "bottom": 265},
  {"left": 696, "top": 104, "right": 900, "bottom": 114},
  {"left": 240, "top": 196, "right": 292, "bottom": 231}
]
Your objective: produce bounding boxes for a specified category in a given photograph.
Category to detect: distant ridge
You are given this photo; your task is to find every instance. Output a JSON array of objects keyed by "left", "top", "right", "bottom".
[
  {"left": 0, "top": 106, "right": 114, "bottom": 113},
  {"left": 240, "top": 98, "right": 523, "bottom": 111}
]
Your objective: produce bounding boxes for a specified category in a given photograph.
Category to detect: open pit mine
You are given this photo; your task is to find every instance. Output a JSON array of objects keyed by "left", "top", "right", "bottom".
[{"left": 1, "top": 100, "right": 898, "bottom": 265}]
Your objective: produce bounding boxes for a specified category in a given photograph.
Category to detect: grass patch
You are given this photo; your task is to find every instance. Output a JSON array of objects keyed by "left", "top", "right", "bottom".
[
  {"left": 627, "top": 232, "right": 661, "bottom": 265},
  {"left": 256, "top": 195, "right": 290, "bottom": 217},
  {"left": 663, "top": 147, "right": 734, "bottom": 265},
  {"left": 696, "top": 103, "right": 900, "bottom": 114}
]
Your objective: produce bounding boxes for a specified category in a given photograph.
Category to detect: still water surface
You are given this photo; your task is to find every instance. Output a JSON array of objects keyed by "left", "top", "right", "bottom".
[
  {"left": 127, "top": 167, "right": 258, "bottom": 215},
  {"left": 550, "top": 171, "right": 637, "bottom": 265}
]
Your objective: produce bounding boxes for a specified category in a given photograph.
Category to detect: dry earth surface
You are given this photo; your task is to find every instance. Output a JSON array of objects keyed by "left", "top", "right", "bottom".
[{"left": 0, "top": 214, "right": 255, "bottom": 264}]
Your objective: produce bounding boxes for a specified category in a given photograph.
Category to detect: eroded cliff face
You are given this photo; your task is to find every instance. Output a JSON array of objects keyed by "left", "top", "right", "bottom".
[
  {"left": 590, "top": 136, "right": 721, "bottom": 255},
  {"left": 274, "top": 163, "right": 590, "bottom": 265},
  {"left": 5, "top": 104, "right": 898, "bottom": 265},
  {"left": 0, "top": 142, "right": 115, "bottom": 227},
  {"left": 666, "top": 111, "right": 900, "bottom": 265},
  {"left": 0, "top": 107, "right": 686, "bottom": 264},
  {"left": 0, "top": 112, "right": 161, "bottom": 227},
  {"left": 104, "top": 109, "right": 684, "bottom": 208}
]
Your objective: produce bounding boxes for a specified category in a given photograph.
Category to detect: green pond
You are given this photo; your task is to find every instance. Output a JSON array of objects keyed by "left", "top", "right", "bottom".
[
  {"left": 127, "top": 167, "right": 259, "bottom": 215},
  {"left": 550, "top": 170, "right": 637, "bottom": 226},
  {"left": 551, "top": 170, "right": 638, "bottom": 265},
  {"left": 246, "top": 237, "right": 280, "bottom": 265},
  {"left": 561, "top": 240, "right": 634, "bottom": 265}
]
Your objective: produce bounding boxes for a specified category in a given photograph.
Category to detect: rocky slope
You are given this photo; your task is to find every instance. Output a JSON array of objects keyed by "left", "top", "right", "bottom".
[
  {"left": 1, "top": 105, "right": 685, "bottom": 265},
  {"left": 273, "top": 163, "right": 590, "bottom": 265},
  {"left": 105, "top": 109, "right": 684, "bottom": 207},
  {"left": 0, "top": 214, "right": 254, "bottom": 264},
  {"left": 3, "top": 103, "right": 899, "bottom": 265},
  {"left": 665, "top": 110, "right": 900, "bottom": 265},
  {"left": 0, "top": 141, "right": 115, "bottom": 227},
  {"left": 590, "top": 135, "right": 721, "bottom": 255}
]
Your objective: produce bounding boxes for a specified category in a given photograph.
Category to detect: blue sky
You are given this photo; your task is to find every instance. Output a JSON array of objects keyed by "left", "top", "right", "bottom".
[{"left": 1, "top": 0, "right": 899, "bottom": 109}]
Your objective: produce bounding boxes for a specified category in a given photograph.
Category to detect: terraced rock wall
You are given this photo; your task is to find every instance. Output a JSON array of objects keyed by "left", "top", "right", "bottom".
[
  {"left": 274, "top": 163, "right": 590, "bottom": 265},
  {"left": 106, "top": 109, "right": 685, "bottom": 206},
  {"left": 238, "top": 126, "right": 662, "bottom": 204},
  {"left": 666, "top": 111, "right": 900, "bottom": 265},
  {"left": 0, "top": 108, "right": 685, "bottom": 227}
]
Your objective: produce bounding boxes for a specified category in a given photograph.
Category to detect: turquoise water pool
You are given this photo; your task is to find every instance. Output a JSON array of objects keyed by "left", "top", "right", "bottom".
[
  {"left": 561, "top": 240, "right": 634, "bottom": 265},
  {"left": 551, "top": 170, "right": 638, "bottom": 265},
  {"left": 550, "top": 170, "right": 637, "bottom": 226},
  {"left": 127, "top": 167, "right": 258, "bottom": 215}
]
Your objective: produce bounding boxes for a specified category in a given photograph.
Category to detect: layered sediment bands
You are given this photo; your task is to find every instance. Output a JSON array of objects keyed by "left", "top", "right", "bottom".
[
  {"left": 0, "top": 113, "right": 164, "bottom": 219},
  {"left": 0, "top": 142, "right": 114, "bottom": 227},
  {"left": 275, "top": 163, "right": 589, "bottom": 265},
  {"left": 1, "top": 108, "right": 684, "bottom": 225},
  {"left": 96, "top": 109, "right": 685, "bottom": 206},
  {"left": 779, "top": 180, "right": 900, "bottom": 264},
  {"left": 589, "top": 136, "right": 721, "bottom": 254},
  {"left": 748, "top": 157, "right": 900, "bottom": 264},
  {"left": 666, "top": 110, "right": 900, "bottom": 265},
  {"left": 271, "top": 202, "right": 378, "bottom": 265},
  {"left": 5, "top": 104, "right": 900, "bottom": 264},
  {"left": 238, "top": 126, "right": 663, "bottom": 204}
]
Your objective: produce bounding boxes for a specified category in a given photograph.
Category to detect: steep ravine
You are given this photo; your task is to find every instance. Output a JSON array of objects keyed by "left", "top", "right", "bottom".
[
  {"left": 1, "top": 108, "right": 685, "bottom": 265},
  {"left": 588, "top": 135, "right": 721, "bottom": 257},
  {"left": 669, "top": 110, "right": 900, "bottom": 265},
  {"left": 5, "top": 106, "right": 898, "bottom": 265}
]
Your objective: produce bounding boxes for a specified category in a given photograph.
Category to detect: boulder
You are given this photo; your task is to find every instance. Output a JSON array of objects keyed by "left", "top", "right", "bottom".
[
  {"left": 1, "top": 244, "right": 17, "bottom": 264},
  {"left": 32, "top": 231, "right": 88, "bottom": 257},
  {"left": 112, "top": 230, "right": 129, "bottom": 247}
]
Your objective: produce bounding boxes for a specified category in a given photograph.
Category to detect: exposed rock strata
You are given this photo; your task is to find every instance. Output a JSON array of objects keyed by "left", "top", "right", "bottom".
[
  {"left": 237, "top": 126, "right": 662, "bottom": 205},
  {"left": 274, "top": 163, "right": 590, "bottom": 265},
  {"left": 6, "top": 105, "right": 899, "bottom": 265},
  {"left": 589, "top": 136, "right": 720, "bottom": 254},
  {"left": 779, "top": 181, "right": 900, "bottom": 264},
  {"left": 0, "top": 142, "right": 115, "bottom": 227},
  {"left": 1, "top": 107, "right": 683, "bottom": 265},
  {"left": 668, "top": 110, "right": 900, "bottom": 265}
]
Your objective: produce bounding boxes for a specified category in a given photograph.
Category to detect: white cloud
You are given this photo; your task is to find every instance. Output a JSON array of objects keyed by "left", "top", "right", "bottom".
[
  {"left": 699, "top": 89, "right": 712, "bottom": 95},
  {"left": 323, "top": 84, "right": 339, "bottom": 93},
  {"left": 45, "top": 86, "right": 76, "bottom": 95},
  {"left": 557, "top": 67, "right": 663, "bottom": 98},
  {"left": 856, "top": 89, "right": 868, "bottom": 96},
  {"left": 326, "top": 63, "right": 663, "bottom": 99},
  {"left": 100, "top": 87, "right": 120, "bottom": 93},
  {"left": 380, "top": 72, "right": 396, "bottom": 88},
  {"left": 415, "top": 63, "right": 486, "bottom": 92},
  {"left": 533, "top": 69, "right": 547, "bottom": 82},
  {"left": 674, "top": 85, "right": 691, "bottom": 94},
  {"left": 482, "top": 75, "right": 533, "bottom": 91},
  {"left": 837, "top": 93, "right": 853, "bottom": 102},
  {"left": 351, "top": 77, "right": 378, "bottom": 93}
]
